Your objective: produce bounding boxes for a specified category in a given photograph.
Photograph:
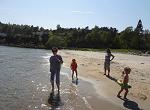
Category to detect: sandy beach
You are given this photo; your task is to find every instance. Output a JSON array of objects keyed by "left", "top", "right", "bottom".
[
  {"left": 59, "top": 49, "right": 150, "bottom": 110},
  {"left": 1, "top": 46, "right": 150, "bottom": 110}
]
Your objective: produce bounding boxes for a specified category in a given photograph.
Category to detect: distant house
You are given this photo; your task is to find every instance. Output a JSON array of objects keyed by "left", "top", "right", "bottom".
[{"left": 0, "top": 33, "right": 7, "bottom": 38}]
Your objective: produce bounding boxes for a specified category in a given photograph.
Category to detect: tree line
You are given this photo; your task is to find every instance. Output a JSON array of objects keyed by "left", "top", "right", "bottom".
[{"left": 0, "top": 20, "right": 150, "bottom": 50}]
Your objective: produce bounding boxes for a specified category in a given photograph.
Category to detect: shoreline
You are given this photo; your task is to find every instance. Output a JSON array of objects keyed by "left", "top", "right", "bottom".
[
  {"left": 1, "top": 44, "right": 150, "bottom": 56},
  {"left": 60, "top": 49, "right": 150, "bottom": 110},
  {"left": 60, "top": 67, "right": 122, "bottom": 110}
]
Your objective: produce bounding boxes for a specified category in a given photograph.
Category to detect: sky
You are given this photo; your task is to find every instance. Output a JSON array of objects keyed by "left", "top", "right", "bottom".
[{"left": 0, "top": 0, "right": 150, "bottom": 31}]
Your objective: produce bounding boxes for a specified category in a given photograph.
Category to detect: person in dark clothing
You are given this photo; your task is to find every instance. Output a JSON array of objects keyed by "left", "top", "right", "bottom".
[{"left": 49, "top": 47, "right": 63, "bottom": 95}]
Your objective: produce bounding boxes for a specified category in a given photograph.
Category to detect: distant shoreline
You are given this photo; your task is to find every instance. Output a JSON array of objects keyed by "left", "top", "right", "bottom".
[
  {"left": 0, "top": 44, "right": 150, "bottom": 56},
  {"left": 0, "top": 44, "right": 45, "bottom": 49}
]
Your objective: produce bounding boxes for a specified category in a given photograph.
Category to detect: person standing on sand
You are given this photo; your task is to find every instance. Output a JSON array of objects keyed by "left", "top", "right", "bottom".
[
  {"left": 104, "top": 48, "right": 115, "bottom": 76},
  {"left": 49, "top": 47, "right": 63, "bottom": 95},
  {"left": 117, "top": 67, "right": 131, "bottom": 99}
]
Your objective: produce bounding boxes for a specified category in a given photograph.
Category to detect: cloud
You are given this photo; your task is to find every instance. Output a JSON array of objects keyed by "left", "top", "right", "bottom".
[{"left": 71, "top": 10, "right": 95, "bottom": 14}]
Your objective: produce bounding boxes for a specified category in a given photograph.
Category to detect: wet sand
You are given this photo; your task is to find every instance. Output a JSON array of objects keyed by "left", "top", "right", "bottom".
[
  {"left": 59, "top": 49, "right": 150, "bottom": 110},
  {"left": 59, "top": 67, "right": 121, "bottom": 110}
]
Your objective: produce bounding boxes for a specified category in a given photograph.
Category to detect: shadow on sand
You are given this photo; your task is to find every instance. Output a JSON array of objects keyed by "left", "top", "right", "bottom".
[
  {"left": 123, "top": 100, "right": 141, "bottom": 110},
  {"left": 106, "top": 76, "right": 141, "bottom": 110},
  {"left": 106, "top": 75, "right": 117, "bottom": 82},
  {"left": 118, "top": 97, "right": 141, "bottom": 110},
  {"left": 48, "top": 92, "right": 64, "bottom": 110}
]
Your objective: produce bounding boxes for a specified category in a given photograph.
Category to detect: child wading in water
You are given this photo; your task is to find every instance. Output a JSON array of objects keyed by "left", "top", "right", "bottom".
[
  {"left": 70, "top": 59, "right": 78, "bottom": 80},
  {"left": 49, "top": 47, "right": 63, "bottom": 95},
  {"left": 104, "top": 48, "right": 115, "bottom": 76},
  {"left": 117, "top": 67, "right": 131, "bottom": 99}
]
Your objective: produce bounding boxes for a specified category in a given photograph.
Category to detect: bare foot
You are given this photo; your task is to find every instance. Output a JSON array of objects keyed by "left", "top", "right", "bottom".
[
  {"left": 123, "top": 97, "right": 128, "bottom": 100},
  {"left": 117, "top": 95, "right": 121, "bottom": 98}
]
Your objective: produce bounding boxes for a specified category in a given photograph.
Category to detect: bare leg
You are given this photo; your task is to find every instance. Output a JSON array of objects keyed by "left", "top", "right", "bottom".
[
  {"left": 117, "top": 88, "right": 123, "bottom": 97},
  {"left": 72, "top": 71, "right": 74, "bottom": 80},
  {"left": 75, "top": 70, "right": 78, "bottom": 79},
  {"left": 104, "top": 68, "right": 106, "bottom": 75},
  {"left": 50, "top": 72, "right": 55, "bottom": 93},
  {"left": 56, "top": 84, "right": 60, "bottom": 95},
  {"left": 108, "top": 68, "right": 110, "bottom": 76},
  {"left": 56, "top": 71, "right": 60, "bottom": 95},
  {"left": 124, "top": 89, "right": 129, "bottom": 99},
  {"left": 51, "top": 80, "right": 54, "bottom": 93}
]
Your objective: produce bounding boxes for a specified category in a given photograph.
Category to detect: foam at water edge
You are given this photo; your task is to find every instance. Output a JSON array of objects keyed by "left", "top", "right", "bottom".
[{"left": 60, "top": 72, "right": 70, "bottom": 78}]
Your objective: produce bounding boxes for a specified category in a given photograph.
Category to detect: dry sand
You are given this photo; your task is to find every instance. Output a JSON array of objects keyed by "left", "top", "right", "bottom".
[{"left": 59, "top": 49, "right": 150, "bottom": 110}]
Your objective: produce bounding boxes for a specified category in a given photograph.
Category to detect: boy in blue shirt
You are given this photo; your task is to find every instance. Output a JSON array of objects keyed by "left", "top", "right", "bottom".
[{"left": 49, "top": 47, "right": 63, "bottom": 95}]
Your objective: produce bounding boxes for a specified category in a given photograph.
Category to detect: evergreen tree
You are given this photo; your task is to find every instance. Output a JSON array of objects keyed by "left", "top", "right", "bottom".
[{"left": 135, "top": 19, "right": 143, "bottom": 36}]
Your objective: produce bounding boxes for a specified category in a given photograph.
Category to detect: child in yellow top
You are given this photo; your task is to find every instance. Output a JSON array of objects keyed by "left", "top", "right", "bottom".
[{"left": 117, "top": 67, "right": 131, "bottom": 99}]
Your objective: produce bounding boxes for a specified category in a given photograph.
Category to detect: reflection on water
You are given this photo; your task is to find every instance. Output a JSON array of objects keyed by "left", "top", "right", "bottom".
[{"left": 0, "top": 46, "right": 94, "bottom": 110}]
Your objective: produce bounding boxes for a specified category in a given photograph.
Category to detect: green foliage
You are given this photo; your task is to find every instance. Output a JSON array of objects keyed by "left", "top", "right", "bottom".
[
  {"left": 117, "top": 27, "right": 140, "bottom": 49},
  {"left": 45, "top": 34, "right": 67, "bottom": 48},
  {"left": 0, "top": 21, "right": 150, "bottom": 50}
]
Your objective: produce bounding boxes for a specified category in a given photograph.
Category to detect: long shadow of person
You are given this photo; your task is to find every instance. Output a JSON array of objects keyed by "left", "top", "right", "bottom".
[
  {"left": 107, "top": 76, "right": 141, "bottom": 110},
  {"left": 48, "top": 92, "right": 63, "bottom": 110},
  {"left": 106, "top": 74, "right": 141, "bottom": 110},
  {"left": 106, "top": 75, "right": 117, "bottom": 82}
]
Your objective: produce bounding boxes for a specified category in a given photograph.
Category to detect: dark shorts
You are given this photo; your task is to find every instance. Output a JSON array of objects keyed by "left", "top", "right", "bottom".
[{"left": 50, "top": 69, "right": 60, "bottom": 85}]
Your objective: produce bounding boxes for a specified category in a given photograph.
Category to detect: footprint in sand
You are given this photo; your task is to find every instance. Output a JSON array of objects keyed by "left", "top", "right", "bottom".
[{"left": 138, "top": 93, "right": 147, "bottom": 100}]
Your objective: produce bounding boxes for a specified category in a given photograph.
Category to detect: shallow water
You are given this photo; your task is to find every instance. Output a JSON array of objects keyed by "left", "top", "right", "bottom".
[
  {"left": 0, "top": 46, "right": 121, "bottom": 110},
  {"left": 0, "top": 46, "right": 94, "bottom": 110}
]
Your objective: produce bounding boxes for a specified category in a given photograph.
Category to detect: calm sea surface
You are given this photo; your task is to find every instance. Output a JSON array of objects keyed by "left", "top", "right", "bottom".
[{"left": 0, "top": 46, "right": 99, "bottom": 110}]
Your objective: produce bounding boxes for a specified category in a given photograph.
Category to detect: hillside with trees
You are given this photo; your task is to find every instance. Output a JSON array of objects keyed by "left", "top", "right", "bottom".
[{"left": 0, "top": 20, "right": 150, "bottom": 50}]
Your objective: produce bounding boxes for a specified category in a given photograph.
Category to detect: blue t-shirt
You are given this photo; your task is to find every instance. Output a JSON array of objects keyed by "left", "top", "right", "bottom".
[{"left": 49, "top": 55, "right": 63, "bottom": 72}]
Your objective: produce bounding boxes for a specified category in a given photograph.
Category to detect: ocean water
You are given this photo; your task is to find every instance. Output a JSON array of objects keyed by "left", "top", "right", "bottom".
[{"left": 0, "top": 46, "right": 100, "bottom": 110}]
